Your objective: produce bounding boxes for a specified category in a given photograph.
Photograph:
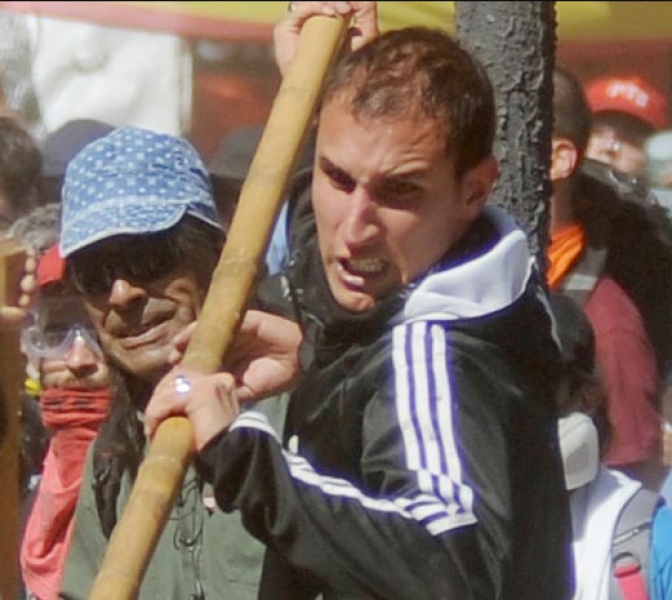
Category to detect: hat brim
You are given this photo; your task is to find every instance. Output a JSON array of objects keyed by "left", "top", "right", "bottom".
[{"left": 60, "top": 194, "right": 222, "bottom": 257}]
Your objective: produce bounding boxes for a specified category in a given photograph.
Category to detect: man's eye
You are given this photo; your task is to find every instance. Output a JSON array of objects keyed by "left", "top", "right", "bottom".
[
  {"left": 379, "top": 182, "right": 423, "bottom": 205},
  {"left": 324, "top": 165, "right": 355, "bottom": 192},
  {"left": 334, "top": 173, "right": 355, "bottom": 192}
]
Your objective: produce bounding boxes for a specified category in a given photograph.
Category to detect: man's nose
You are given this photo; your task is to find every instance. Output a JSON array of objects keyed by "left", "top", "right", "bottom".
[
  {"left": 107, "top": 276, "right": 147, "bottom": 309},
  {"left": 341, "top": 190, "right": 380, "bottom": 247},
  {"left": 65, "top": 334, "right": 100, "bottom": 376}
]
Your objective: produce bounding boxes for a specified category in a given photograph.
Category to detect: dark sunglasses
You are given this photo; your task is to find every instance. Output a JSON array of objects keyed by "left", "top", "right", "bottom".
[{"left": 69, "top": 236, "right": 182, "bottom": 295}]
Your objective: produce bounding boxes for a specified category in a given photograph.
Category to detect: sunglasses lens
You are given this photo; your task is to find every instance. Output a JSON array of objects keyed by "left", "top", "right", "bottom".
[
  {"left": 125, "top": 242, "right": 179, "bottom": 283},
  {"left": 70, "top": 238, "right": 180, "bottom": 295},
  {"left": 71, "top": 262, "right": 110, "bottom": 295}
]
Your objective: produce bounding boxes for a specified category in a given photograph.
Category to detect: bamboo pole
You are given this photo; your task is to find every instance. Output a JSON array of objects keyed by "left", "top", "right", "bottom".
[
  {"left": 0, "top": 238, "right": 28, "bottom": 600},
  {"left": 88, "top": 14, "right": 348, "bottom": 600}
]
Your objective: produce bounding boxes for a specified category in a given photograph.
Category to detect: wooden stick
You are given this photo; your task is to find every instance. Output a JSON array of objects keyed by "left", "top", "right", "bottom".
[
  {"left": 88, "top": 14, "right": 348, "bottom": 600},
  {"left": 0, "top": 238, "right": 28, "bottom": 600}
]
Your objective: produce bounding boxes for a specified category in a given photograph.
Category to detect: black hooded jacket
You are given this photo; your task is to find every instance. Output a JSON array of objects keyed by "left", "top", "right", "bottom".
[{"left": 197, "top": 196, "right": 573, "bottom": 600}]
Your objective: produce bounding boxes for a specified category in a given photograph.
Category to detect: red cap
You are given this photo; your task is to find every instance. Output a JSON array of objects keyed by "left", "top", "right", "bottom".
[
  {"left": 586, "top": 75, "right": 668, "bottom": 130},
  {"left": 37, "top": 243, "right": 66, "bottom": 288}
]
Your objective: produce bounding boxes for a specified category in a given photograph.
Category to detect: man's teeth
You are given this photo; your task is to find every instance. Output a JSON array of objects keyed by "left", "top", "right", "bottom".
[{"left": 347, "top": 258, "right": 384, "bottom": 275}]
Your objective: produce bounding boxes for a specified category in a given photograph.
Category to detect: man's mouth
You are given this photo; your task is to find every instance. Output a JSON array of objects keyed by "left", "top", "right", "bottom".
[
  {"left": 341, "top": 258, "right": 386, "bottom": 276},
  {"left": 116, "top": 319, "right": 169, "bottom": 347},
  {"left": 118, "top": 322, "right": 154, "bottom": 338}
]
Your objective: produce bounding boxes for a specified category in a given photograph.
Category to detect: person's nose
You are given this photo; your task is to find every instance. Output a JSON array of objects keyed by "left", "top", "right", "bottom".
[
  {"left": 65, "top": 334, "right": 100, "bottom": 377},
  {"left": 107, "top": 276, "right": 147, "bottom": 309},
  {"left": 341, "top": 189, "right": 380, "bottom": 248}
]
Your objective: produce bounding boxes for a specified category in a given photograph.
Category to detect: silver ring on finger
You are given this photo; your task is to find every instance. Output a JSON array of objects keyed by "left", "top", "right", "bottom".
[{"left": 174, "top": 374, "right": 192, "bottom": 395}]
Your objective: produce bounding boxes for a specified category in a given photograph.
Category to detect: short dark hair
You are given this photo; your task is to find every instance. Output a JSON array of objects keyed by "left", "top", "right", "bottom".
[
  {"left": 321, "top": 27, "right": 495, "bottom": 181},
  {"left": 552, "top": 67, "right": 592, "bottom": 158}
]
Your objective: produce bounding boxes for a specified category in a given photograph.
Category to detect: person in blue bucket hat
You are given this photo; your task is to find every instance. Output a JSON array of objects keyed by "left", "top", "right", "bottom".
[
  {"left": 59, "top": 125, "right": 222, "bottom": 258},
  {"left": 57, "top": 125, "right": 287, "bottom": 600}
]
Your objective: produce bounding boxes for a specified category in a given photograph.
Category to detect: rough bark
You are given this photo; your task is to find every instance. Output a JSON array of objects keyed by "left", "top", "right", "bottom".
[{"left": 455, "top": 1, "right": 556, "bottom": 270}]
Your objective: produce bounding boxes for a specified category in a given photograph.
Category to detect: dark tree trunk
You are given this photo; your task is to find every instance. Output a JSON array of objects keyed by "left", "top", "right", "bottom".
[{"left": 455, "top": 1, "right": 556, "bottom": 272}]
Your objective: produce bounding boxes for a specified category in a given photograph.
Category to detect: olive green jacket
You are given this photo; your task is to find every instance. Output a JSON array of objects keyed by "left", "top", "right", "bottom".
[{"left": 60, "top": 396, "right": 288, "bottom": 600}]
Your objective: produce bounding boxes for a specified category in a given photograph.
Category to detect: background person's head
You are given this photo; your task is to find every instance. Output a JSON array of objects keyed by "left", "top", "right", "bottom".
[
  {"left": 585, "top": 75, "right": 668, "bottom": 177},
  {"left": 644, "top": 129, "right": 672, "bottom": 189},
  {"left": 59, "top": 126, "right": 225, "bottom": 385},
  {"left": 313, "top": 27, "right": 498, "bottom": 312},
  {"left": 551, "top": 67, "right": 592, "bottom": 177},
  {"left": 0, "top": 116, "right": 43, "bottom": 232},
  {"left": 549, "top": 67, "right": 593, "bottom": 232},
  {"left": 644, "top": 129, "right": 672, "bottom": 217},
  {"left": 39, "top": 118, "right": 115, "bottom": 206},
  {"left": 208, "top": 123, "right": 315, "bottom": 233},
  {"left": 23, "top": 243, "right": 109, "bottom": 391}
]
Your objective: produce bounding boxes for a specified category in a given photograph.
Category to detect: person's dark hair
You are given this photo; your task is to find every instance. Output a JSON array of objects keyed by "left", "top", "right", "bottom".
[
  {"left": 174, "top": 215, "right": 226, "bottom": 291},
  {"left": 321, "top": 27, "right": 495, "bottom": 181},
  {"left": 0, "top": 116, "right": 43, "bottom": 223},
  {"left": 553, "top": 67, "right": 592, "bottom": 159},
  {"left": 88, "top": 214, "right": 224, "bottom": 536},
  {"left": 576, "top": 159, "right": 672, "bottom": 376},
  {"left": 550, "top": 292, "right": 612, "bottom": 454}
]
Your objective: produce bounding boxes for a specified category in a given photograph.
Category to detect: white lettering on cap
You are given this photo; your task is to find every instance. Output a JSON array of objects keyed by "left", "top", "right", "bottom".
[{"left": 607, "top": 82, "right": 650, "bottom": 108}]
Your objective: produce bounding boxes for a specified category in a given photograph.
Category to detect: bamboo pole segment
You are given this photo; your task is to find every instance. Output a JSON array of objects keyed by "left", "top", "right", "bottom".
[
  {"left": 87, "top": 14, "right": 348, "bottom": 600},
  {"left": 0, "top": 238, "right": 28, "bottom": 600}
]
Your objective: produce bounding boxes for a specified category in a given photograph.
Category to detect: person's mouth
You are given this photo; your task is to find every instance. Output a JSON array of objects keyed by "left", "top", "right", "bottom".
[
  {"left": 116, "top": 319, "right": 170, "bottom": 348},
  {"left": 337, "top": 258, "right": 387, "bottom": 285},
  {"left": 346, "top": 258, "right": 386, "bottom": 275}
]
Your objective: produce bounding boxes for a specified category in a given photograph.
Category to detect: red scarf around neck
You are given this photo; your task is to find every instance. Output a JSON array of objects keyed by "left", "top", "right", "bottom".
[{"left": 20, "top": 387, "right": 110, "bottom": 600}]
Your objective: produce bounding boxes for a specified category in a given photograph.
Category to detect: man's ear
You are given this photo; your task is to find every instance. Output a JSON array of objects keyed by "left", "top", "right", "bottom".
[
  {"left": 461, "top": 155, "right": 498, "bottom": 218},
  {"left": 550, "top": 138, "right": 579, "bottom": 183}
]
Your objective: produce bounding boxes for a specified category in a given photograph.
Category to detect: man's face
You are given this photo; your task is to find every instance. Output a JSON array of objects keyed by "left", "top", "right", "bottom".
[
  {"left": 25, "top": 292, "right": 109, "bottom": 390},
  {"left": 312, "top": 100, "right": 494, "bottom": 312},
  {"left": 70, "top": 237, "right": 206, "bottom": 384},
  {"left": 586, "top": 125, "right": 647, "bottom": 177}
]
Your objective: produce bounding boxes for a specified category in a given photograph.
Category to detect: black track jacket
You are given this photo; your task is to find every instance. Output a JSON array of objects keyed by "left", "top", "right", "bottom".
[{"left": 197, "top": 202, "right": 574, "bottom": 600}]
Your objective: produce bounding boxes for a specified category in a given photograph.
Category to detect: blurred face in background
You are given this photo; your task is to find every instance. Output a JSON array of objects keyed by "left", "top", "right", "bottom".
[
  {"left": 586, "top": 125, "right": 648, "bottom": 176},
  {"left": 585, "top": 112, "right": 655, "bottom": 177},
  {"left": 23, "top": 290, "right": 109, "bottom": 390}
]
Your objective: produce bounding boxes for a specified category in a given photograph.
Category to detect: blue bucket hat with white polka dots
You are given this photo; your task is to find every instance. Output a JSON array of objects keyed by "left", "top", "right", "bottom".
[{"left": 60, "top": 126, "right": 223, "bottom": 257}]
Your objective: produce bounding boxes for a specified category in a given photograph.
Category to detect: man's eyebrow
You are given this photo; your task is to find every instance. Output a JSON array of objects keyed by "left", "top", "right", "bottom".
[
  {"left": 319, "top": 155, "right": 427, "bottom": 181},
  {"left": 318, "top": 156, "right": 355, "bottom": 185},
  {"left": 318, "top": 155, "right": 342, "bottom": 172}
]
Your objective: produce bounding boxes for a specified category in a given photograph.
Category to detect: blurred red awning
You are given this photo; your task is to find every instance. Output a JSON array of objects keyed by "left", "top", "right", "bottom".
[{"left": 1, "top": 2, "right": 671, "bottom": 43}]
